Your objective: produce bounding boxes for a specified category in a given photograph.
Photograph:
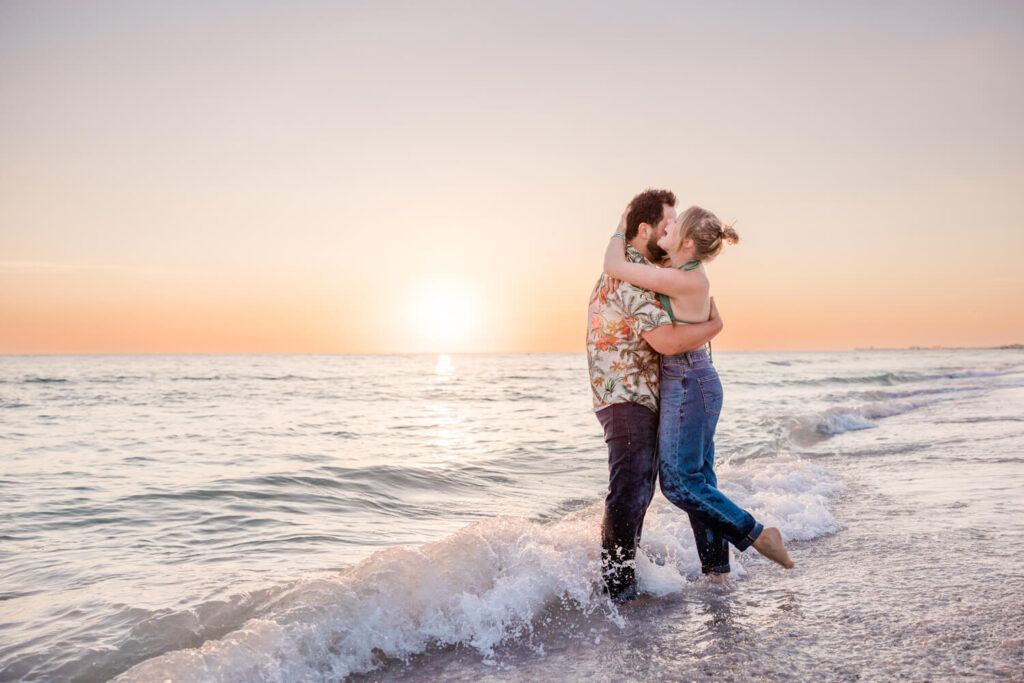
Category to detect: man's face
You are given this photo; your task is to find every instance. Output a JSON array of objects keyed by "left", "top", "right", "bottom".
[{"left": 646, "top": 203, "right": 677, "bottom": 263}]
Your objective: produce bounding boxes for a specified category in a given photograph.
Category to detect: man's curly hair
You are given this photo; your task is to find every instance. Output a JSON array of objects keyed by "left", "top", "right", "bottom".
[{"left": 625, "top": 189, "right": 677, "bottom": 240}]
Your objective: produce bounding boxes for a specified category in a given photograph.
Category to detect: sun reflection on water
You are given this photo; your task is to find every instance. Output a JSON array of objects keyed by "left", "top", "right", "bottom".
[{"left": 426, "top": 354, "right": 469, "bottom": 464}]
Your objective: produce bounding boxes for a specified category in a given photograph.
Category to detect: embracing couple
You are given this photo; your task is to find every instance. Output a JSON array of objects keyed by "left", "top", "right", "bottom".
[{"left": 586, "top": 188, "right": 793, "bottom": 602}]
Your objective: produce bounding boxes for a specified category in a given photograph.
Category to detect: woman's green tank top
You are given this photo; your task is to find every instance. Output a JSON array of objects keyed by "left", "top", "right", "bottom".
[{"left": 657, "top": 260, "right": 713, "bottom": 361}]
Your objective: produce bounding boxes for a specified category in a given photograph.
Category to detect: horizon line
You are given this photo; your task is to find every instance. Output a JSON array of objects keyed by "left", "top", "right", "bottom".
[{"left": 2, "top": 345, "right": 1021, "bottom": 357}]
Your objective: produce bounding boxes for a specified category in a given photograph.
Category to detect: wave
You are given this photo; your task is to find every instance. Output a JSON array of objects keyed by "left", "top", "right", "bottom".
[
  {"left": 783, "top": 395, "right": 964, "bottom": 447},
  {"left": 735, "top": 367, "right": 1021, "bottom": 390},
  {"left": 846, "top": 385, "right": 982, "bottom": 403},
  {"left": 733, "top": 371, "right": 922, "bottom": 388},
  {"left": 112, "top": 457, "right": 839, "bottom": 681},
  {"left": 167, "top": 374, "right": 338, "bottom": 383},
  {"left": 762, "top": 363, "right": 1023, "bottom": 448},
  {"left": 724, "top": 395, "right": 953, "bottom": 460},
  {"left": 936, "top": 415, "right": 1024, "bottom": 424}
]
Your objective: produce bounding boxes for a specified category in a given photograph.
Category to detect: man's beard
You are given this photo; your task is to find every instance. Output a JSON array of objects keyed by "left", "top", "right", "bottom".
[{"left": 647, "top": 234, "right": 668, "bottom": 263}]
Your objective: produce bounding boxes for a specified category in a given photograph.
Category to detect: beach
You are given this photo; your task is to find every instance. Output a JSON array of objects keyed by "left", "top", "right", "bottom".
[{"left": 1, "top": 350, "right": 1022, "bottom": 681}]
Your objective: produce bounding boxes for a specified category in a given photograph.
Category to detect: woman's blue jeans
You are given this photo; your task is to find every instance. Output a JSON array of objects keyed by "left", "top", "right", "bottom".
[{"left": 658, "top": 348, "right": 762, "bottom": 573}]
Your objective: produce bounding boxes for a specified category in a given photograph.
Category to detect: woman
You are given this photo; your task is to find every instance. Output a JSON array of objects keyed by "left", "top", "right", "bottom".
[{"left": 604, "top": 205, "right": 793, "bottom": 575}]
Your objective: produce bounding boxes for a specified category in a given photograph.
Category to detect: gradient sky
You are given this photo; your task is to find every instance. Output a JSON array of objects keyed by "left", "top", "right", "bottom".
[{"left": 2, "top": 0, "right": 1022, "bottom": 353}]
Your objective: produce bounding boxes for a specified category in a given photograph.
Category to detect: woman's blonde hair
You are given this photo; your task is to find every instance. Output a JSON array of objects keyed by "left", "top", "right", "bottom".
[{"left": 674, "top": 205, "right": 739, "bottom": 262}]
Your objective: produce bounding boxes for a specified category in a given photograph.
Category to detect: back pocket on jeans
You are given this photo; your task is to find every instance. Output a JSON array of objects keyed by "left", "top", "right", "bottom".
[{"left": 697, "top": 373, "right": 723, "bottom": 415}]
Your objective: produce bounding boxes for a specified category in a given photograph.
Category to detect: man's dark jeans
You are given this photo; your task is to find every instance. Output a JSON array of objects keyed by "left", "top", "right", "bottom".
[{"left": 596, "top": 402, "right": 659, "bottom": 599}]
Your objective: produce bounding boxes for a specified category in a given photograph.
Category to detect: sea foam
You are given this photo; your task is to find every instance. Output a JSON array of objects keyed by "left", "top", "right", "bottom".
[{"left": 115, "top": 456, "right": 839, "bottom": 681}]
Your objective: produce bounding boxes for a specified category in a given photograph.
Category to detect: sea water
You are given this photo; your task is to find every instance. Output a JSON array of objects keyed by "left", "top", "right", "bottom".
[{"left": 1, "top": 350, "right": 1022, "bottom": 681}]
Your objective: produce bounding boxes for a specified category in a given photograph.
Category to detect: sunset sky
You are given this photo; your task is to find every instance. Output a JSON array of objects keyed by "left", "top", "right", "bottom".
[{"left": 2, "top": 1, "right": 1022, "bottom": 353}]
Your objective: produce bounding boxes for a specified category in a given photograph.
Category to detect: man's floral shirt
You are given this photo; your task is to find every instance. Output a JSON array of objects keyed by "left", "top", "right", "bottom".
[{"left": 586, "top": 245, "right": 672, "bottom": 414}]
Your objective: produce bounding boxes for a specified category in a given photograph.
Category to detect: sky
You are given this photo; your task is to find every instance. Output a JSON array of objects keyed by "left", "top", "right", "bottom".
[{"left": 1, "top": 0, "right": 1022, "bottom": 353}]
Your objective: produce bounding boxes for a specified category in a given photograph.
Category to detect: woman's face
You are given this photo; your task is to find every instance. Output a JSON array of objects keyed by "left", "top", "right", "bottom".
[{"left": 657, "top": 216, "right": 681, "bottom": 253}]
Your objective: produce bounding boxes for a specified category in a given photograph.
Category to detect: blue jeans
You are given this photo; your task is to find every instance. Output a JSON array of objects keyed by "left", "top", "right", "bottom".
[
  {"left": 658, "top": 348, "right": 762, "bottom": 573},
  {"left": 596, "top": 402, "right": 659, "bottom": 598}
]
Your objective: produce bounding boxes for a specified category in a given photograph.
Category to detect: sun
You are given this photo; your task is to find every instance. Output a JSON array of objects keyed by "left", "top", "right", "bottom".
[{"left": 411, "top": 283, "right": 479, "bottom": 351}]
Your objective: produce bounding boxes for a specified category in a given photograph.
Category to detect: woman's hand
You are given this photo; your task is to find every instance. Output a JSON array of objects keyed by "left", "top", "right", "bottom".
[
  {"left": 604, "top": 204, "right": 631, "bottom": 276},
  {"left": 616, "top": 204, "right": 631, "bottom": 234},
  {"left": 604, "top": 232, "right": 628, "bottom": 274}
]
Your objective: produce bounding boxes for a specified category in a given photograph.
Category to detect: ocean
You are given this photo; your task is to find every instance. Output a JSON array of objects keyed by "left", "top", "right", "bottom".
[{"left": 1, "top": 350, "right": 1022, "bottom": 681}]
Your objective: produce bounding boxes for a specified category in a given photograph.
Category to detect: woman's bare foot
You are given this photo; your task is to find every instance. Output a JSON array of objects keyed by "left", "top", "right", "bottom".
[{"left": 752, "top": 527, "right": 794, "bottom": 568}]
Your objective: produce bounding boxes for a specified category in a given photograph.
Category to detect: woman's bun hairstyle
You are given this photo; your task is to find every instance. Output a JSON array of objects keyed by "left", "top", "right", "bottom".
[{"left": 677, "top": 206, "right": 739, "bottom": 262}]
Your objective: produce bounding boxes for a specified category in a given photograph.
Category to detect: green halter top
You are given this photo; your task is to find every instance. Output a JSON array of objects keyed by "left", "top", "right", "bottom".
[{"left": 656, "top": 259, "right": 713, "bottom": 362}]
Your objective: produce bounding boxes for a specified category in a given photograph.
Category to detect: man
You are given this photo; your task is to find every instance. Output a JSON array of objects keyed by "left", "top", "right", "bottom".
[{"left": 586, "top": 188, "right": 723, "bottom": 601}]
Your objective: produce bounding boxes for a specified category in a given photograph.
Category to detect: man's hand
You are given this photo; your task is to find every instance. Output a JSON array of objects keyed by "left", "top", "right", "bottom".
[
  {"left": 708, "top": 296, "right": 721, "bottom": 324},
  {"left": 642, "top": 298, "right": 723, "bottom": 355}
]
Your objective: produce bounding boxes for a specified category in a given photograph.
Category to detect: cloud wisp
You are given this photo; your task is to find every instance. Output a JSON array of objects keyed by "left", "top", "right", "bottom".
[{"left": 0, "top": 261, "right": 179, "bottom": 276}]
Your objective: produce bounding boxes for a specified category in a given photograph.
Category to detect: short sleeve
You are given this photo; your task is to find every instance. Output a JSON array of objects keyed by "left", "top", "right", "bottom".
[{"left": 617, "top": 282, "right": 672, "bottom": 334}]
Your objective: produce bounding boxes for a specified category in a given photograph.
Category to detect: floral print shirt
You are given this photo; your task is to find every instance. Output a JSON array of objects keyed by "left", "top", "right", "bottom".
[{"left": 586, "top": 245, "right": 672, "bottom": 414}]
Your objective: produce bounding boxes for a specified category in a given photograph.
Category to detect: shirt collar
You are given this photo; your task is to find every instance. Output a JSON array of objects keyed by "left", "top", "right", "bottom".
[{"left": 625, "top": 244, "right": 653, "bottom": 265}]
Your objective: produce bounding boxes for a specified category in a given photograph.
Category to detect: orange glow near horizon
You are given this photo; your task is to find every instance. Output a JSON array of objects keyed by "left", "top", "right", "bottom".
[{"left": 2, "top": 266, "right": 1021, "bottom": 354}]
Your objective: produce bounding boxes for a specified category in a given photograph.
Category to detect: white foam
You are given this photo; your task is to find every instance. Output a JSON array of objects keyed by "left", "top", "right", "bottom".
[
  {"left": 819, "top": 411, "right": 877, "bottom": 434},
  {"left": 786, "top": 396, "right": 962, "bottom": 445},
  {"left": 115, "top": 457, "right": 842, "bottom": 681},
  {"left": 115, "top": 516, "right": 615, "bottom": 681},
  {"left": 640, "top": 454, "right": 843, "bottom": 578},
  {"left": 719, "top": 455, "right": 845, "bottom": 541}
]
